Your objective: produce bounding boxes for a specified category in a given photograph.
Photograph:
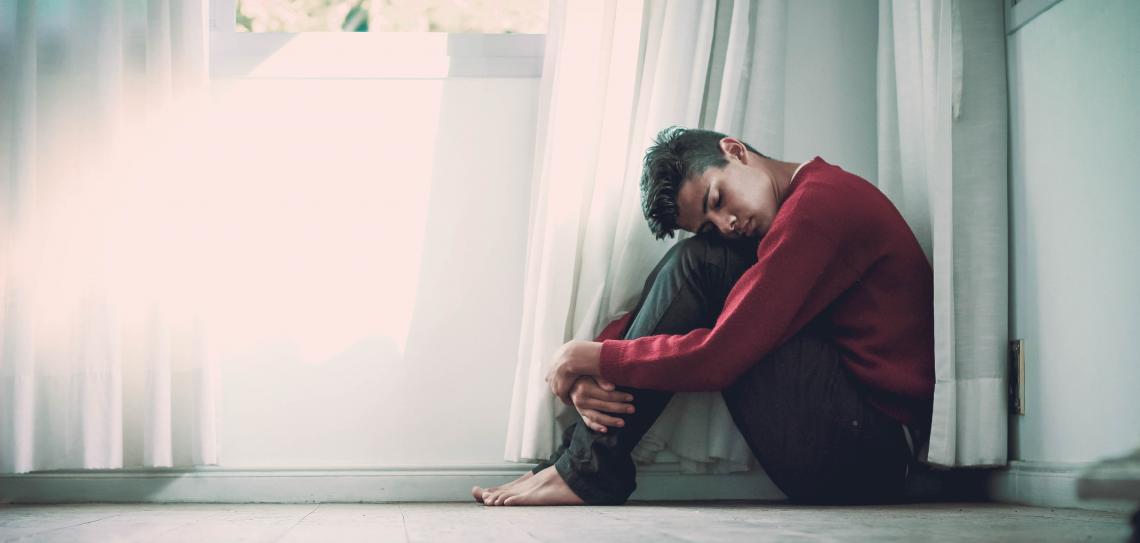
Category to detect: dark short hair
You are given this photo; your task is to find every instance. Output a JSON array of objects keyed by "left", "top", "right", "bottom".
[{"left": 639, "top": 127, "right": 766, "bottom": 239}]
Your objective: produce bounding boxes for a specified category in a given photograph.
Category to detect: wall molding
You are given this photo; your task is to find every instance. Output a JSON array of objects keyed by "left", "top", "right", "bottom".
[
  {"left": 987, "top": 461, "right": 1134, "bottom": 513},
  {"left": 0, "top": 463, "right": 785, "bottom": 504},
  {"left": 18, "top": 459, "right": 1134, "bottom": 511}
]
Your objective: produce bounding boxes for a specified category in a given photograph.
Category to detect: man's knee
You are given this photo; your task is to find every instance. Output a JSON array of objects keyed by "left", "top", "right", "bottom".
[
  {"left": 671, "top": 236, "right": 714, "bottom": 276},
  {"left": 669, "top": 235, "right": 734, "bottom": 275},
  {"left": 669, "top": 235, "right": 758, "bottom": 284}
]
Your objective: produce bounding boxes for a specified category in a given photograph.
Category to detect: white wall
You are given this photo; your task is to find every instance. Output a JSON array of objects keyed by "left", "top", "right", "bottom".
[
  {"left": 1007, "top": 0, "right": 1140, "bottom": 464},
  {"left": 210, "top": 0, "right": 881, "bottom": 468}
]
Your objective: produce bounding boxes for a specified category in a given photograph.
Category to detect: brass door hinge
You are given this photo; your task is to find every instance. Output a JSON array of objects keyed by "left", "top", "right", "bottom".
[{"left": 1009, "top": 339, "right": 1026, "bottom": 415}]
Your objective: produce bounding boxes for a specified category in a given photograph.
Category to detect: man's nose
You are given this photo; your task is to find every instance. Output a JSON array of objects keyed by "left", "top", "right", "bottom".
[{"left": 715, "top": 214, "right": 738, "bottom": 236}]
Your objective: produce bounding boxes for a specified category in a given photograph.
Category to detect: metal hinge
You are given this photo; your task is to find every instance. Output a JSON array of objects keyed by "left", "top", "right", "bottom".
[{"left": 1009, "top": 339, "right": 1026, "bottom": 415}]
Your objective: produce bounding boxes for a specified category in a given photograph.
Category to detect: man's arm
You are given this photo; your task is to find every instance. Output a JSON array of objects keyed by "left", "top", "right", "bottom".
[{"left": 598, "top": 219, "right": 864, "bottom": 391}]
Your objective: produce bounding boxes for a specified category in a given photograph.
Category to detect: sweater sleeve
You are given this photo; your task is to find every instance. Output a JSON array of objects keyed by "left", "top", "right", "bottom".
[{"left": 598, "top": 220, "right": 863, "bottom": 391}]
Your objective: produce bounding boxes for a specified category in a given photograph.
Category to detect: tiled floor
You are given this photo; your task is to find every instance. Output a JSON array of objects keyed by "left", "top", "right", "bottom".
[{"left": 0, "top": 502, "right": 1132, "bottom": 542}]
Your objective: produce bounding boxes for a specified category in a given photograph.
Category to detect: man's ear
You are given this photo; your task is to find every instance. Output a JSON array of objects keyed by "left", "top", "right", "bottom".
[{"left": 719, "top": 137, "right": 747, "bottom": 163}]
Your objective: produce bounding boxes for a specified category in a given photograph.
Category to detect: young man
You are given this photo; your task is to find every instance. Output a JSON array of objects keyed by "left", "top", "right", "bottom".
[{"left": 474, "top": 127, "right": 935, "bottom": 506}]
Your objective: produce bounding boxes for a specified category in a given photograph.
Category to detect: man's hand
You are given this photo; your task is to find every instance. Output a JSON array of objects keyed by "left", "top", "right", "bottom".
[
  {"left": 570, "top": 376, "right": 635, "bottom": 433},
  {"left": 545, "top": 340, "right": 602, "bottom": 405}
]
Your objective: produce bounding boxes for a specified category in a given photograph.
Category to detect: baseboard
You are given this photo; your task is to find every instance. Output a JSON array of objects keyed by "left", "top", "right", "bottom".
[
  {"left": 987, "top": 461, "right": 1134, "bottom": 513},
  {"left": 0, "top": 463, "right": 786, "bottom": 504},
  {"left": 11, "top": 460, "right": 1137, "bottom": 510}
]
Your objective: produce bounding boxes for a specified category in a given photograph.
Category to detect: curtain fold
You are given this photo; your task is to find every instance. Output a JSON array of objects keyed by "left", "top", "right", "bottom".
[
  {"left": 0, "top": 0, "right": 216, "bottom": 474},
  {"left": 506, "top": 0, "right": 792, "bottom": 475},
  {"left": 876, "top": 0, "right": 1008, "bottom": 467}
]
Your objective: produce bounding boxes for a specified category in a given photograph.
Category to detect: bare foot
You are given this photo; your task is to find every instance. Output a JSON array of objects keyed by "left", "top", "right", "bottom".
[
  {"left": 479, "top": 470, "right": 538, "bottom": 505},
  {"left": 483, "top": 465, "right": 586, "bottom": 506},
  {"left": 472, "top": 471, "right": 534, "bottom": 503}
]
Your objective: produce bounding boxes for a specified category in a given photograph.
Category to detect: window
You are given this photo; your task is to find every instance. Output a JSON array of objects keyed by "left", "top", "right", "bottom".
[
  {"left": 210, "top": 0, "right": 546, "bottom": 79},
  {"left": 235, "top": 0, "right": 547, "bottom": 33}
]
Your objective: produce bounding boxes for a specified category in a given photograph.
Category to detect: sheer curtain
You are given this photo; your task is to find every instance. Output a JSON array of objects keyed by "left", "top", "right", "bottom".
[
  {"left": 0, "top": 0, "right": 217, "bottom": 473},
  {"left": 505, "top": 0, "right": 791, "bottom": 475},
  {"left": 877, "top": 0, "right": 1008, "bottom": 467}
]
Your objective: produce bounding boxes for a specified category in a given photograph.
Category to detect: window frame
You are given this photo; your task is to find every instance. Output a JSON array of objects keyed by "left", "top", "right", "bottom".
[{"left": 209, "top": 0, "right": 545, "bottom": 79}]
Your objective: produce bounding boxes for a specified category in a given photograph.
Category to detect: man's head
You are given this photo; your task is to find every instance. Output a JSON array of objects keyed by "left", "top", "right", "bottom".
[{"left": 640, "top": 126, "right": 785, "bottom": 240}]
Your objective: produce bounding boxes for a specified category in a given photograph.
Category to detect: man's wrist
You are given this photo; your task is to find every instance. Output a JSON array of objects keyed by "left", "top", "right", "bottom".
[{"left": 572, "top": 340, "right": 603, "bottom": 377}]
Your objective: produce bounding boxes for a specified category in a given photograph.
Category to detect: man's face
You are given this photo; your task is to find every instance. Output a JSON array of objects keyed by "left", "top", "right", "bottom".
[{"left": 675, "top": 139, "right": 779, "bottom": 239}]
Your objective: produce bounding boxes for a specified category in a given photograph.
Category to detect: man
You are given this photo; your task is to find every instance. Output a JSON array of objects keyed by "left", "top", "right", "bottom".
[{"left": 474, "top": 127, "right": 935, "bottom": 506}]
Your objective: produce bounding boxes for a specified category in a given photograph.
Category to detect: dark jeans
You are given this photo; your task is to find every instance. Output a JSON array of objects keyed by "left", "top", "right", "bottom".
[{"left": 530, "top": 235, "right": 917, "bottom": 505}]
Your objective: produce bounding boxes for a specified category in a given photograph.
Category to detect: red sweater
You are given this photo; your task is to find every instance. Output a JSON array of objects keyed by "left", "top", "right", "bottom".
[{"left": 596, "top": 157, "right": 934, "bottom": 427}]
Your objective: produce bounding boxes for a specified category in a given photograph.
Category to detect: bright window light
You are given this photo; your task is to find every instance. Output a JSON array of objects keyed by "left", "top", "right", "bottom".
[{"left": 236, "top": 0, "right": 548, "bottom": 33}]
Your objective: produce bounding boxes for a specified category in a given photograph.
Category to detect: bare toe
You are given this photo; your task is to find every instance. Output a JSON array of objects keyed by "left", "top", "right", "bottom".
[
  {"left": 504, "top": 466, "right": 585, "bottom": 506},
  {"left": 478, "top": 471, "right": 535, "bottom": 506},
  {"left": 493, "top": 473, "right": 545, "bottom": 506}
]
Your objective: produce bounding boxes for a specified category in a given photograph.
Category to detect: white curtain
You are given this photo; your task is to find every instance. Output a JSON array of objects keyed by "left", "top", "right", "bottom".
[
  {"left": 877, "top": 0, "right": 1008, "bottom": 467},
  {"left": 505, "top": 0, "right": 791, "bottom": 475},
  {"left": 0, "top": 0, "right": 217, "bottom": 473}
]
